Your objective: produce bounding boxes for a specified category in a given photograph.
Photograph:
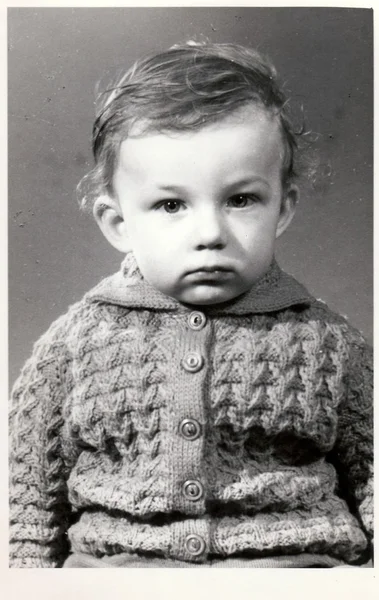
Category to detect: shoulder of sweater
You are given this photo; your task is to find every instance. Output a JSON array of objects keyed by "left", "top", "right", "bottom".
[
  {"left": 11, "top": 295, "right": 115, "bottom": 396},
  {"left": 23, "top": 295, "right": 109, "bottom": 364},
  {"left": 10, "top": 300, "right": 83, "bottom": 389},
  {"left": 299, "top": 298, "right": 370, "bottom": 349}
]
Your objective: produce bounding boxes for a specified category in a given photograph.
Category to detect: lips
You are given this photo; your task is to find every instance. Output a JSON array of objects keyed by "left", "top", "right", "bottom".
[
  {"left": 187, "top": 266, "right": 232, "bottom": 274},
  {"left": 184, "top": 266, "right": 234, "bottom": 282}
]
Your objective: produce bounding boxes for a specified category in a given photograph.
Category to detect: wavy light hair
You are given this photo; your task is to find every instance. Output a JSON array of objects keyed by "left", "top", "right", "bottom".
[{"left": 77, "top": 41, "right": 306, "bottom": 212}]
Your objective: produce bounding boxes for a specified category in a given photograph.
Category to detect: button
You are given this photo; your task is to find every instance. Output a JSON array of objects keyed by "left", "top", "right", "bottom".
[
  {"left": 188, "top": 311, "right": 206, "bottom": 331},
  {"left": 182, "top": 352, "right": 204, "bottom": 373},
  {"left": 182, "top": 479, "right": 204, "bottom": 501},
  {"left": 179, "top": 418, "right": 201, "bottom": 441},
  {"left": 185, "top": 534, "right": 206, "bottom": 557}
]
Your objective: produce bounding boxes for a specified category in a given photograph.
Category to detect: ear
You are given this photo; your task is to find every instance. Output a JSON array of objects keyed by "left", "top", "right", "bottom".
[
  {"left": 93, "top": 195, "right": 131, "bottom": 253},
  {"left": 275, "top": 185, "right": 298, "bottom": 239}
]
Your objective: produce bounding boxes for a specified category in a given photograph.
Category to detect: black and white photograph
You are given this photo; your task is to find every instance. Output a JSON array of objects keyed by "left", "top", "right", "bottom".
[{"left": 7, "top": 4, "right": 373, "bottom": 588}]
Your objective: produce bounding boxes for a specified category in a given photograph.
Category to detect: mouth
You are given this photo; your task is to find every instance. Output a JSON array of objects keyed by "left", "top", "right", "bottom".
[{"left": 184, "top": 266, "right": 234, "bottom": 282}]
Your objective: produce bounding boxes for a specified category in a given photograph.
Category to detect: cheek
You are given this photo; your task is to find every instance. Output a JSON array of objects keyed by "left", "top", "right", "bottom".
[
  {"left": 135, "top": 217, "right": 187, "bottom": 247},
  {"left": 126, "top": 215, "right": 159, "bottom": 245},
  {"left": 235, "top": 215, "right": 278, "bottom": 247},
  {"left": 129, "top": 221, "right": 175, "bottom": 266}
]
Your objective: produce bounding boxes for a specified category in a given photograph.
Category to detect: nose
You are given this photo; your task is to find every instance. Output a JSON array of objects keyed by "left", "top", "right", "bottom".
[{"left": 193, "top": 207, "right": 227, "bottom": 251}]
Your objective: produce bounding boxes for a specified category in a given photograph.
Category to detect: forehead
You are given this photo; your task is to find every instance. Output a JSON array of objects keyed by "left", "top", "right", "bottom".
[{"left": 116, "top": 106, "right": 284, "bottom": 183}]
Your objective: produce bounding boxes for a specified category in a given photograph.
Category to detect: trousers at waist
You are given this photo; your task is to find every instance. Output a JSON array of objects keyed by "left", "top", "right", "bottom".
[{"left": 63, "top": 552, "right": 347, "bottom": 568}]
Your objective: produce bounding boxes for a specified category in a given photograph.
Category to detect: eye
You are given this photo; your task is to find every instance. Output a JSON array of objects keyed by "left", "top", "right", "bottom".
[
  {"left": 156, "top": 200, "right": 184, "bottom": 213},
  {"left": 227, "top": 194, "right": 259, "bottom": 208}
]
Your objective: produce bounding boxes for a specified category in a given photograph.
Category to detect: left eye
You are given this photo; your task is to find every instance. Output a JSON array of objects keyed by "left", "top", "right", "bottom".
[
  {"left": 227, "top": 194, "right": 258, "bottom": 208},
  {"left": 155, "top": 200, "right": 184, "bottom": 213},
  {"left": 163, "top": 200, "right": 181, "bottom": 213}
]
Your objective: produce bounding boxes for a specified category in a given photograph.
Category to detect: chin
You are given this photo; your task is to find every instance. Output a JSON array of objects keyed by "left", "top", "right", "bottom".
[{"left": 180, "top": 287, "right": 241, "bottom": 306}]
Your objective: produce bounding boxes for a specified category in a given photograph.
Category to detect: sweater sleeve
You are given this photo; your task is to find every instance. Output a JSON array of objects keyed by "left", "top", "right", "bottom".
[
  {"left": 9, "top": 337, "right": 72, "bottom": 568},
  {"left": 330, "top": 335, "right": 373, "bottom": 541}
]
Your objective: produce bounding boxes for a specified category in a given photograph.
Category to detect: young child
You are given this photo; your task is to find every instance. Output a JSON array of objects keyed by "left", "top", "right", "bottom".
[{"left": 9, "top": 41, "right": 373, "bottom": 568}]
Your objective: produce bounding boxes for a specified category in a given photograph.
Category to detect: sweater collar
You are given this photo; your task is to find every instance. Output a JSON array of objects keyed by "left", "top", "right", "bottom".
[{"left": 86, "top": 252, "right": 314, "bottom": 315}]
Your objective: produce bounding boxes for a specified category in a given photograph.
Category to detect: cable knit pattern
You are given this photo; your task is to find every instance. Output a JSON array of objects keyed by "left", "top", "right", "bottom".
[{"left": 9, "top": 255, "right": 373, "bottom": 567}]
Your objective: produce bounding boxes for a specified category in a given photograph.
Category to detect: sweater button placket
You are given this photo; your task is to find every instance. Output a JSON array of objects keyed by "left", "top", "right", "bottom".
[{"left": 171, "top": 307, "right": 209, "bottom": 539}]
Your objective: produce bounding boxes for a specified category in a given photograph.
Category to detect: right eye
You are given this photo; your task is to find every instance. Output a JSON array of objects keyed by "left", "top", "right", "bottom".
[
  {"left": 226, "top": 193, "right": 260, "bottom": 208},
  {"left": 156, "top": 200, "right": 184, "bottom": 213}
]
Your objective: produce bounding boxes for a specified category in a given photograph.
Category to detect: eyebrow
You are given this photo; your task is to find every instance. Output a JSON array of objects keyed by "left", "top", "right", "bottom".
[
  {"left": 155, "top": 184, "right": 189, "bottom": 194},
  {"left": 155, "top": 177, "right": 270, "bottom": 193},
  {"left": 227, "top": 176, "right": 271, "bottom": 189}
]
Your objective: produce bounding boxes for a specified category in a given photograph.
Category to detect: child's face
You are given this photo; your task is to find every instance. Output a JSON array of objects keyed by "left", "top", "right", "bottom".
[{"left": 101, "top": 106, "right": 297, "bottom": 305}]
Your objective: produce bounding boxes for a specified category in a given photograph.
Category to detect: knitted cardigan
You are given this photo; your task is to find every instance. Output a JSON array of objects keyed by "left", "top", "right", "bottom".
[{"left": 9, "top": 254, "right": 373, "bottom": 568}]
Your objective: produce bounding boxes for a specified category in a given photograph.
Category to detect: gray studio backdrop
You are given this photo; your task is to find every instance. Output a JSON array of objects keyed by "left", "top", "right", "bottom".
[{"left": 9, "top": 7, "right": 373, "bottom": 385}]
